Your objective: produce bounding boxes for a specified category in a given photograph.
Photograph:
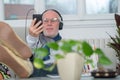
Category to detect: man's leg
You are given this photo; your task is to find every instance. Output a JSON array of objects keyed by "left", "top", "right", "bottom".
[
  {"left": 0, "top": 22, "right": 32, "bottom": 59},
  {"left": 0, "top": 22, "right": 33, "bottom": 78},
  {"left": 0, "top": 45, "right": 33, "bottom": 78}
]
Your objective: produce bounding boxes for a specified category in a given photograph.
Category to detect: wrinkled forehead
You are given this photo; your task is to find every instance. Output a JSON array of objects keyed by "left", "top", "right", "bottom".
[{"left": 42, "top": 10, "right": 60, "bottom": 19}]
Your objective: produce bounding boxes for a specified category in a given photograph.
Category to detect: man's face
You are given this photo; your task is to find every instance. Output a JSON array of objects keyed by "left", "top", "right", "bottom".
[{"left": 42, "top": 10, "right": 60, "bottom": 38}]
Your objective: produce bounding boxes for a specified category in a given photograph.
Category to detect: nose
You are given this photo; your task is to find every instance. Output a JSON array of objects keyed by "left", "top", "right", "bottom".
[{"left": 47, "top": 20, "right": 52, "bottom": 25}]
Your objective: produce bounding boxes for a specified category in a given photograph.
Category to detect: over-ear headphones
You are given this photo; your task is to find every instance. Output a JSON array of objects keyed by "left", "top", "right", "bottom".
[{"left": 41, "top": 9, "right": 63, "bottom": 30}]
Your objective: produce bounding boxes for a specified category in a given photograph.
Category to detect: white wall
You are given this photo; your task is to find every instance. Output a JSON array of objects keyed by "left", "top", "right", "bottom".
[
  {"left": 60, "top": 26, "right": 116, "bottom": 40},
  {"left": 3, "top": 19, "right": 117, "bottom": 40}
]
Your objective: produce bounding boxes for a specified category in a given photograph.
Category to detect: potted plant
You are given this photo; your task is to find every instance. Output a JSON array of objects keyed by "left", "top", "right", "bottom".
[
  {"left": 33, "top": 39, "right": 112, "bottom": 80},
  {"left": 107, "top": 14, "right": 120, "bottom": 75}
]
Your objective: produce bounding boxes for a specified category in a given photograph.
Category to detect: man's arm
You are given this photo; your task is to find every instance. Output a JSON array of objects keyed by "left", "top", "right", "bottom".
[{"left": 26, "top": 34, "right": 39, "bottom": 49}]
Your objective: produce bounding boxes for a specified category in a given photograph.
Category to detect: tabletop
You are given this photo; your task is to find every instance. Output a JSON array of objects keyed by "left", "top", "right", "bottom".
[{"left": 8, "top": 75, "right": 120, "bottom": 80}]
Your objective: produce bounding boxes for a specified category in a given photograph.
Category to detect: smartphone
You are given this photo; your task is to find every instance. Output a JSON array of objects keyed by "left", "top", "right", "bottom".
[{"left": 32, "top": 14, "right": 42, "bottom": 27}]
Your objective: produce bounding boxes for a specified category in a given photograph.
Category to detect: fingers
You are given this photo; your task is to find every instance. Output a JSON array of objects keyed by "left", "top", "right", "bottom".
[
  {"left": 35, "top": 26, "right": 44, "bottom": 35},
  {"left": 31, "top": 18, "right": 42, "bottom": 29},
  {"left": 30, "top": 18, "right": 36, "bottom": 28},
  {"left": 29, "top": 19, "right": 43, "bottom": 37},
  {"left": 29, "top": 26, "right": 43, "bottom": 37},
  {"left": 32, "top": 25, "right": 43, "bottom": 35},
  {"left": 35, "top": 21, "right": 42, "bottom": 28}
]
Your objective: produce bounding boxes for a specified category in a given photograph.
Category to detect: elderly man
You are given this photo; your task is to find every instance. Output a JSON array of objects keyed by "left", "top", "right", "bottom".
[{"left": 26, "top": 9, "right": 63, "bottom": 77}]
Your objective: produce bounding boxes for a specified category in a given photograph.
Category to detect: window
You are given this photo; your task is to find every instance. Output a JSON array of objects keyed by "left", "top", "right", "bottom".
[
  {"left": 2, "top": 0, "right": 120, "bottom": 20},
  {"left": 3, "top": 0, "right": 78, "bottom": 20},
  {"left": 83, "top": 0, "right": 119, "bottom": 20},
  {"left": 0, "top": 0, "right": 119, "bottom": 26},
  {"left": 34, "top": 0, "right": 80, "bottom": 20},
  {"left": 44, "top": 0, "right": 77, "bottom": 15},
  {"left": 85, "top": 0, "right": 118, "bottom": 15},
  {"left": 4, "top": 0, "right": 34, "bottom": 20}
]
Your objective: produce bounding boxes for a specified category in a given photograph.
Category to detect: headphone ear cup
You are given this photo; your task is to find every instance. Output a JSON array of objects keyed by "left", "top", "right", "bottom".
[{"left": 59, "top": 22, "right": 63, "bottom": 30}]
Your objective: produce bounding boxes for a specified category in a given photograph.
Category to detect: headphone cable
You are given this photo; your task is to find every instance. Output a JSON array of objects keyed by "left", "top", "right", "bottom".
[{"left": 25, "top": 8, "right": 35, "bottom": 42}]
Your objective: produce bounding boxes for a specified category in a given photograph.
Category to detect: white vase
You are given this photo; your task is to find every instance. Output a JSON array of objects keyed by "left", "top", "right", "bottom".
[{"left": 57, "top": 53, "right": 84, "bottom": 80}]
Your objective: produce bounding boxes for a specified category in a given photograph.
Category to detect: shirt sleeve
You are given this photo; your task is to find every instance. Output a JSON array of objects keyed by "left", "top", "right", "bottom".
[{"left": 26, "top": 34, "right": 39, "bottom": 49}]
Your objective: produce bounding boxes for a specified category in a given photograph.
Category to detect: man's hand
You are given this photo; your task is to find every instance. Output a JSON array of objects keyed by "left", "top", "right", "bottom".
[{"left": 29, "top": 18, "right": 43, "bottom": 37}]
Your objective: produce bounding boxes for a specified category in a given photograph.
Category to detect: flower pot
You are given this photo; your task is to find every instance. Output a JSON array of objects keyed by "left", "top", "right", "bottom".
[{"left": 57, "top": 53, "right": 84, "bottom": 80}]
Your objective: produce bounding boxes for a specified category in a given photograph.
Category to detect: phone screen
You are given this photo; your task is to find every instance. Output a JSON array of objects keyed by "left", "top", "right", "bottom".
[{"left": 33, "top": 14, "right": 42, "bottom": 27}]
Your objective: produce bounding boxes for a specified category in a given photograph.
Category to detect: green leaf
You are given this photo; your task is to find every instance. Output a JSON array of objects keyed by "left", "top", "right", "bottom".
[
  {"left": 47, "top": 42, "right": 59, "bottom": 50},
  {"left": 60, "top": 41, "right": 73, "bottom": 53},
  {"left": 116, "top": 35, "right": 120, "bottom": 43},
  {"left": 82, "top": 41, "right": 93, "bottom": 56},
  {"left": 33, "top": 58, "right": 44, "bottom": 69},
  {"left": 54, "top": 54, "right": 64, "bottom": 60},
  {"left": 59, "top": 40, "right": 80, "bottom": 53},
  {"left": 94, "top": 48, "right": 104, "bottom": 56},
  {"left": 85, "top": 59, "right": 93, "bottom": 64},
  {"left": 98, "top": 56, "right": 112, "bottom": 65},
  {"left": 34, "top": 48, "right": 48, "bottom": 59},
  {"left": 67, "top": 39, "right": 78, "bottom": 46},
  {"left": 94, "top": 48, "right": 112, "bottom": 65}
]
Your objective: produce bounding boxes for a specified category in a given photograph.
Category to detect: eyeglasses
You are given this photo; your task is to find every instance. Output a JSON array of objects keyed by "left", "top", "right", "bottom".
[{"left": 42, "top": 18, "right": 60, "bottom": 23}]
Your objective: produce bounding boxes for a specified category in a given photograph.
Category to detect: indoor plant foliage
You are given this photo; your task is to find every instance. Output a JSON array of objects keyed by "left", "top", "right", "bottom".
[
  {"left": 107, "top": 14, "right": 120, "bottom": 74},
  {"left": 107, "top": 25, "right": 120, "bottom": 62},
  {"left": 108, "top": 14, "right": 120, "bottom": 62},
  {"left": 33, "top": 39, "right": 112, "bottom": 79}
]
